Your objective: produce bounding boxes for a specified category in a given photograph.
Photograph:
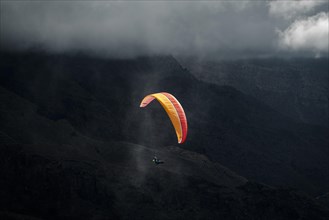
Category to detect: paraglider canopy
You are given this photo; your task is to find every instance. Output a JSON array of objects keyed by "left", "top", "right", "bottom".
[{"left": 140, "top": 92, "right": 188, "bottom": 144}]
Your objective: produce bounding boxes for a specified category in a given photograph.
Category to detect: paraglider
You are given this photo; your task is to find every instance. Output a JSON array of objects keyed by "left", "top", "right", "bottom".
[
  {"left": 140, "top": 92, "right": 188, "bottom": 144},
  {"left": 152, "top": 156, "right": 164, "bottom": 165}
]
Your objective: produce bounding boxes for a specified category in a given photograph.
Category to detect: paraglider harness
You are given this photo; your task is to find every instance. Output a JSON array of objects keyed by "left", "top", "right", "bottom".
[{"left": 152, "top": 156, "right": 164, "bottom": 165}]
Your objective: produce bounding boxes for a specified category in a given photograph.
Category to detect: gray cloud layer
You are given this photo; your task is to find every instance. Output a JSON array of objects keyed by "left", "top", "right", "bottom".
[
  {"left": 269, "top": 0, "right": 326, "bottom": 19},
  {"left": 278, "top": 12, "right": 328, "bottom": 56},
  {"left": 1, "top": 1, "right": 328, "bottom": 58}
]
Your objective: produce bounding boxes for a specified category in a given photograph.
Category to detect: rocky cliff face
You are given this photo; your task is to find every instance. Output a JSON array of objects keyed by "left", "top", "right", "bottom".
[
  {"left": 0, "top": 51, "right": 328, "bottom": 218},
  {"left": 179, "top": 58, "right": 328, "bottom": 127}
]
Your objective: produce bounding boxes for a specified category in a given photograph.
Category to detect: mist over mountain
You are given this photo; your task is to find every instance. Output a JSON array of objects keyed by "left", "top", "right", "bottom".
[
  {"left": 1, "top": 50, "right": 328, "bottom": 219},
  {"left": 1, "top": 1, "right": 328, "bottom": 58},
  {"left": 1, "top": 0, "right": 328, "bottom": 218}
]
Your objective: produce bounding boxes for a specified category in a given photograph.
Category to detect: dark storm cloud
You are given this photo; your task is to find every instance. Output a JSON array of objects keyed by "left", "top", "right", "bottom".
[{"left": 1, "top": 1, "right": 328, "bottom": 58}]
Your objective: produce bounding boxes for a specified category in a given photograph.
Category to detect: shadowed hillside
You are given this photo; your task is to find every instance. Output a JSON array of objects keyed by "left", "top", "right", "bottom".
[
  {"left": 178, "top": 57, "right": 328, "bottom": 127},
  {"left": 0, "top": 51, "right": 328, "bottom": 218}
]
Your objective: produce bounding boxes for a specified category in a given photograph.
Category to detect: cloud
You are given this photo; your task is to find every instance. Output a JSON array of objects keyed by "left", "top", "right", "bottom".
[
  {"left": 277, "top": 12, "right": 329, "bottom": 56},
  {"left": 269, "top": 0, "right": 326, "bottom": 19},
  {"left": 0, "top": 1, "right": 327, "bottom": 58}
]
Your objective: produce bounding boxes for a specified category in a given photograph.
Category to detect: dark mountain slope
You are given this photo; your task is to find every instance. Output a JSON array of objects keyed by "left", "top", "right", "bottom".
[
  {"left": 2, "top": 140, "right": 328, "bottom": 220},
  {"left": 0, "top": 51, "right": 328, "bottom": 198},
  {"left": 178, "top": 57, "right": 328, "bottom": 126},
  {"left": 1, "top": 137, "right": 328, "bottom": 219},
  {"left": 2, "top": 86, "right": 327, "bottom": 219}
]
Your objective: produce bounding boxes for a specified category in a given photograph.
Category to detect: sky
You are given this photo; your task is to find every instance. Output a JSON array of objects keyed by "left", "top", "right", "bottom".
[{"left": 1, "top": 0, "right": 328, "bottom": 59}]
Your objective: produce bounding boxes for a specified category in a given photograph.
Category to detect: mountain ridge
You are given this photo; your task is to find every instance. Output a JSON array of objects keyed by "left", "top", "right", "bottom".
[
  {"left": 0, "top": 51, "right": 328, "bottom": 198},
  {"left": 178, "top": 57, "right": 328, "bottom": 127}
]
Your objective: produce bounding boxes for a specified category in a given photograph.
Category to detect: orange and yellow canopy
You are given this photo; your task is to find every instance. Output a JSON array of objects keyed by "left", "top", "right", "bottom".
[{"left": 140, "top": 92, "right": 188, "bottom": 144}]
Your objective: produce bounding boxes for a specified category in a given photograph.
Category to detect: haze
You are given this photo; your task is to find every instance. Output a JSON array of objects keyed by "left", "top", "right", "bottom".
[{"left": 1, "top": 0, "right": 328, "bottom": 59}]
